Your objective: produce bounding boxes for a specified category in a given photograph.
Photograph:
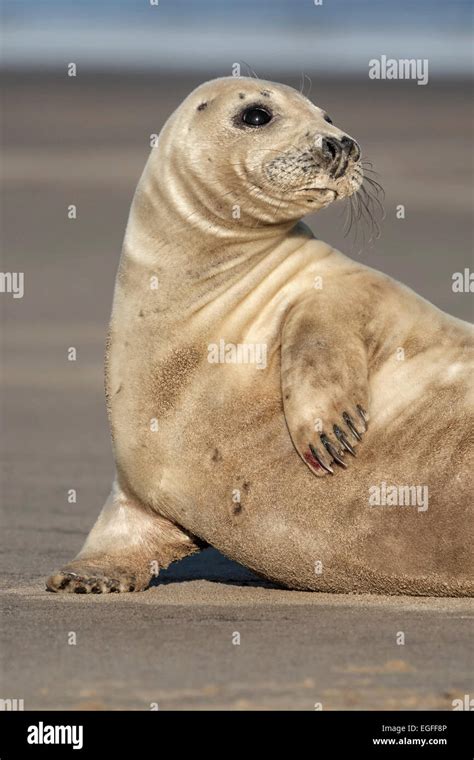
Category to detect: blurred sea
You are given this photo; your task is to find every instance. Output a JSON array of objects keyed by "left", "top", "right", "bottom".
[{"left": 2, "top": 0, "right": 472, "bottom": 75}]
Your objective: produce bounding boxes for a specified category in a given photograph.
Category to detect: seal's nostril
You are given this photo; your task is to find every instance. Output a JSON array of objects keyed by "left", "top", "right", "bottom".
[
  {"left": 352, "top": 141, "right": 361, "bottom": 162},
  {"left": 322, "top": 137, "right": 340, "bottom": 161},
  {"left": 341, "top": 136, "right": 361, "bottom": 162}
]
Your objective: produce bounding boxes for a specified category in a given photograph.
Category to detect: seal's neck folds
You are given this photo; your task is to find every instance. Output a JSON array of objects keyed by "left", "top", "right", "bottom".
[
  {"left": 115, "top": 143, "right": 332, "bottom": 326},
  {"left": 126, "top": 141, "right": 301, "bottom": 264}
]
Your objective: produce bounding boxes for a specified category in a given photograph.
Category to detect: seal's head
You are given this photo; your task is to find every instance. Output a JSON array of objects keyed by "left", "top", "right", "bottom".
[{"left": 157, "top": 77, "right": 364, "bottom": 226}]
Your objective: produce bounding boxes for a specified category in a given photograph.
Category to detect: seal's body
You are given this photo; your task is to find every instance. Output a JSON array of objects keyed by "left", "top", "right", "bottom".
[{"left": 47, "top": 78, "right": 473, "bottom": 595}]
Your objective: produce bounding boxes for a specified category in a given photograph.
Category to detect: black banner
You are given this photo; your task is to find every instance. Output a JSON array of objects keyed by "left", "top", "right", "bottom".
[{"left": 0, "top": 710, "right": 472, "bottom": 757}]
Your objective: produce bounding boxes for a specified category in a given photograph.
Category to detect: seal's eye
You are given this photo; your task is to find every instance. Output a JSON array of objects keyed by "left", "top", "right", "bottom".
[
  {"left": 323, "top": 114, "right": 333, "bottom": 124},
  {"left": 242, "top": 107, "right": 272, "bottom": 127}
]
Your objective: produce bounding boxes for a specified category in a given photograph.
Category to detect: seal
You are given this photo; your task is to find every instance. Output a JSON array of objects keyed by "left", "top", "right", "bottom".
[{"left": 47, "top": 77, "right": 473, "bottom": 595}]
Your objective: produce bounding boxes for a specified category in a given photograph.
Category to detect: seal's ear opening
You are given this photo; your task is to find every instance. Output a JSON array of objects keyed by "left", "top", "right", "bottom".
[{"left": 196, "top": 98, "right": 216, "bottom": 112}]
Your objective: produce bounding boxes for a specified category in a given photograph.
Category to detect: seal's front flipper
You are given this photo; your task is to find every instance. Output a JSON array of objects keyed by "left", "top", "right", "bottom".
[
  {"left": 46, "top": 482, "right": 203, "bottom": 593},
  {"left": 281, "top": 295, "right": 369, "bottom": 477}
]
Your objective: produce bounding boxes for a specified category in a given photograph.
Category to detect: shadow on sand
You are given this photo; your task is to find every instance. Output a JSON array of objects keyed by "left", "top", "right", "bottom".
[{"left": 150, "top": 548, "right": 282, "bottom": 589}]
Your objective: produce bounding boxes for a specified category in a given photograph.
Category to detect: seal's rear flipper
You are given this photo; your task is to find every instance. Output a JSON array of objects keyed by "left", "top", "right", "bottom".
[{"left": 46, "top": 482, "right": 203, "bottom": 593}]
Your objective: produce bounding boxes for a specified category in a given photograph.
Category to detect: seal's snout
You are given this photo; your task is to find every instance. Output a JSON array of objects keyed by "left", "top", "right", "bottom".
[{"left": 322, "top": 136, "right": 360, "bottom": 178}]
